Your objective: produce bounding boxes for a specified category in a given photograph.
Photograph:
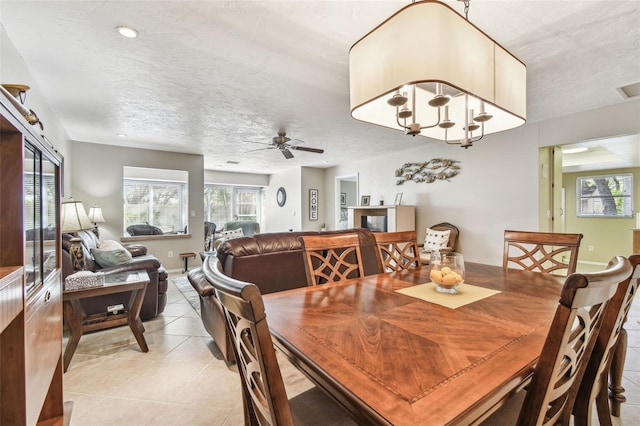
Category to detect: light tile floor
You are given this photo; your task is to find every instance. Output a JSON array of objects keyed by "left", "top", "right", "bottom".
[
  {"left": 64, "top": 271, "right": 640, "bottom": 425},
  {"left": 64, "top": 273, "right": 312, "bottom": 425}
]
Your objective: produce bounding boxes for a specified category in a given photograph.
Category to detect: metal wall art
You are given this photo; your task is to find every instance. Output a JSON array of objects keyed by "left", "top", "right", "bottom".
[{"left": 395, "top": 159, "right": 461, "bottom": 185}]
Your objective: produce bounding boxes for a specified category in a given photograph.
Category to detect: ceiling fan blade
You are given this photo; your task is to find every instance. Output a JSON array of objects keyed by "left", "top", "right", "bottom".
[
  {"left": 246, "top": 147, "right": 275, "bottom": 153},
  {"left": 282, "top": 149, "right": 294, "bottom": 159},
  {"left": 290, "top": 146, "right": 324, "bottom": 154},
  {"left": 244, "top": 140, "right": 272, "bottom": 146}
]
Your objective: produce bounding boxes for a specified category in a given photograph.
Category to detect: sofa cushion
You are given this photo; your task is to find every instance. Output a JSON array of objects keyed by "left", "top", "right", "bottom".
[
  {"left": 125, "top": 244, "right": 148, "bottom": 257},
  {"left": 91, "top": 240, "right": 133, "bottom": 267}
]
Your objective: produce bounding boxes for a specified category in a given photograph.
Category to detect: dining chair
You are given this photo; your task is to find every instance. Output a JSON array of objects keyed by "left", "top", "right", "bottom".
[
  {"left": 428, "top": 222, "right": 460, "bottom": 252},
  {"left": 299, "top": 233, "right": 365, "bottom": 285},
  {"left": 572, "top": 254, "right": 640, "bottom": 426},
  {"left": 373, "top": 230, "right": 421, "bottom": 272},
  {"left": 204, "top": 221, "right": 216, "bottom": 251},
  {"left": 203, "top": 257, "right": 356, "bottom": 426},
  {"left": 481, "top": 256, "right": 633, "bottom": 426},
  {"left": 503, "top": 230, "right": 584, "bottom": 276},
  {"left": 419, "top": 222, "right": 460, "bottom": 265}
]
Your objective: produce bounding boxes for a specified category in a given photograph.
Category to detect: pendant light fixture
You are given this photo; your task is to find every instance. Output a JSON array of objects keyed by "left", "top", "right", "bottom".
[{"left": 349, "top": 0, "right": 527, "bottom": 148}]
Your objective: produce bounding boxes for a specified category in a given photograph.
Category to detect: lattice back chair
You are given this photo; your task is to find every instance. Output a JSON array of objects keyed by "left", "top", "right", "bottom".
[
  {"left": 373, "top": 231, "right": 421, "bottom": 272},
  {"left": 514, "top": 256, "right": 632, "bottom": 426},
  {"left": 429, "top": 222, "right": 460, "bottom": 252},
  {"left": 572, "top": 254, "right": 640, "bottom": 426},
  {"left": 503, "top": 230, "right": 584, "bottom": 276},
  {"left": 203, "top": 257, "right": 355, "bottom": 426},
  {"left": 299, "top": 233, "right": 365, "bottom": 286}
]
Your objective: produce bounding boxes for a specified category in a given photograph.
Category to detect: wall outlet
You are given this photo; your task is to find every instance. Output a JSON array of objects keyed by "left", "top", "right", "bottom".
[
  {"left": 588, "top": 245, "right": 594, "bottom": 252},
  {"left": 168, "top": 250, "right": 174, "bottom": 258}
]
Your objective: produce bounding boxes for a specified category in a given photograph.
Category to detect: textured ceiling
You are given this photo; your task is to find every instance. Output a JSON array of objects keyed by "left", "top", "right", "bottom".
[{"left": 1, "top": 0, "right": 638, "bottom": 174}]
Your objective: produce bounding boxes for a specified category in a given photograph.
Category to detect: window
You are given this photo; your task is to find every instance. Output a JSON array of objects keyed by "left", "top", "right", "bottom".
[
  {"left": 576, "top": 173, "right": 633, "bottom": 217},
  {"left": 123, "top": 167, "right": 188, "bottom": 233},
  {"left": 204, "top": 184, "right": 263, "bottom": 226}
]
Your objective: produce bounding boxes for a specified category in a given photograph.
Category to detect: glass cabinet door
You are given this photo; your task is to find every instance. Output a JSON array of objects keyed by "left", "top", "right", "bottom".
[
  {"left": 42, "top": 154, "right": 58, "bottom": 281},
  {"left": 23, "top": 142, "right": 58, "bottom": 295},
  {"left": 24, "top": 143, "right": 41, "bottom": 294}
]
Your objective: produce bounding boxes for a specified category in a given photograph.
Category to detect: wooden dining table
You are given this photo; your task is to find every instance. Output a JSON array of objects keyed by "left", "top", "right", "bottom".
[{"left": 262, "top": 262, "right": 564, "bottom": 425}]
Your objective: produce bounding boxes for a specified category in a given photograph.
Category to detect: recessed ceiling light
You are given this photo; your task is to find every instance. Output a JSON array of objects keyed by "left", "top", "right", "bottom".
[
  {"left": 117, "top": 133, "right": 127, "bottom": 138},
  {"left": 563, "top": 147, "right": 588, "bottom": 154},
  {"left": 617, "top": 82, "right": 640, "bottom": 99},
  {"left": 116, "top": 26, "right": 139, "bottom": 39}
]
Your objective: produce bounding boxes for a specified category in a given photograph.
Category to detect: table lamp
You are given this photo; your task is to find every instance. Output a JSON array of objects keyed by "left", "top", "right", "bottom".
[
  {"left": 61, "top": 198, "right": 94, "bottom": 271},
  {"left": 87, "top": 205, "right": 106, "bottom": 238}
]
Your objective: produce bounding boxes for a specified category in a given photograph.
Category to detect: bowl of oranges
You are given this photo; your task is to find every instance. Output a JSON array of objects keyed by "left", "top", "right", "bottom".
[{"left": 429, "top": 251, "right": 465, "bottom": 294}]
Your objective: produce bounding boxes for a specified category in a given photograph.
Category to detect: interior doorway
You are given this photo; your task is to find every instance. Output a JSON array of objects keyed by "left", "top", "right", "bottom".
[
  {"left": 539, "top": 133, "right": 640, "bottom": 269},
  {"left": 335, "top": 174, "right": 358, "bottom": 230}
]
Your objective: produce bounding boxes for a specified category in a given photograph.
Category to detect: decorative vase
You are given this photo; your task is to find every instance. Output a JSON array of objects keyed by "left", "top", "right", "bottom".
[{"left": 429, "top": 251, "right": 465, "bottom": 294}]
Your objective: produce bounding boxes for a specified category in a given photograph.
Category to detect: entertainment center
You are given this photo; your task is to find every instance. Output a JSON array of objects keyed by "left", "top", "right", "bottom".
[{"left": 347, "top": 205, "right": 415, "bottom": 232}]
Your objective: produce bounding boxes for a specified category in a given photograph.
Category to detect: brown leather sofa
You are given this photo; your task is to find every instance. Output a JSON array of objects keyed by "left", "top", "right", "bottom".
[
  {"left": 62, "top": 230, "right": 168, "bottom": 320},
  {"left": 188, "top": 228, "right": 380, "bottom": 362}
]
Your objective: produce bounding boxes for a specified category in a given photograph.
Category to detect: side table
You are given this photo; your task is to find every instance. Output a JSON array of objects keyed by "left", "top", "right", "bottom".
[
  {"left": 62, "top": 270, "right": 150, "bottom": 372},
  {"left": 180, "top": 252, "right": 197, "bottom": 273}
]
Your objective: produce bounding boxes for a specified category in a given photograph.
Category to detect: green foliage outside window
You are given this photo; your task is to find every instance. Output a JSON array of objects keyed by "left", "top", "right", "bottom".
[{"left": 577, "top": 173, "right": 633, "bottom": 217}]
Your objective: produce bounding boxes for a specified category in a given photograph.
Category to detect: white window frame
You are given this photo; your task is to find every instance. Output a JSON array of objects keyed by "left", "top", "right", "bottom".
[
  {"left": 204, "top": 184, "right": 264, "bottom": 227},
  {"left": 576, "top": 173, "right": 633, "bottom": 218},
  {"left": 123, "top": 176, "right": 188, "bottom": 233}
]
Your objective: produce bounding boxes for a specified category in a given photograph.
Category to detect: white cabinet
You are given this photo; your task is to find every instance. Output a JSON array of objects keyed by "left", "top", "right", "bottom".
[{"left": 348, "top": 205, "right": 415, "bottom": 232}]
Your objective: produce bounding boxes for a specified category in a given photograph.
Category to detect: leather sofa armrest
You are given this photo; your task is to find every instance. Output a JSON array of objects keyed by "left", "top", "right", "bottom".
[
  {"left": 124, "top": 244, "right": 148, "bottom": 257},
  {"left": 188, "top": 268, "right": 215, "bottom": 298},
  {"left": 98, "top": 254, "right": 161, "bottom": 275}
]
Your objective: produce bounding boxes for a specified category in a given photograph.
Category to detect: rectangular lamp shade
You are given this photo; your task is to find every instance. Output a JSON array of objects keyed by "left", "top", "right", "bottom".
[
  {"left": 349, "top": 0, "right": 526, "bottom": 142},
  {"left": 61, "top": 200, "right": 94, "bottom": 232}
]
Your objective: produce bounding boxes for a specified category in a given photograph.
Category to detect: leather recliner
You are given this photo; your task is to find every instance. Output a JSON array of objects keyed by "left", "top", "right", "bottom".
[
  {"left": 62, "top": 230, "right": 168, "bottom": 320},
  {"left": 126, "top": 224, "right": 164, "bottom": 236}
]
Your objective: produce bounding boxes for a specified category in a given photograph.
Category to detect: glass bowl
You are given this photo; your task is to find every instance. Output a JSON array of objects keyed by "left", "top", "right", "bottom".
[{"left": 429, "top": 251, "right": 465, "bottom": 294}]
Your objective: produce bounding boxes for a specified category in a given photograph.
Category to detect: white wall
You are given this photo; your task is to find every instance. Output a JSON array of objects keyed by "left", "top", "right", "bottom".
[
  {"left": 204, "top": 170, "right": 268, "bottom": 186},
  {"left": 324, "top": 100, "right": 640, "bottom": 266},
  {"left": 266, "top": 167, "right": 302, "bottom": 232},
  {"left": 301, "top": 166, "right": 325, "bottom": 231},
  {"left": 0, "top": 26, "right": 72, "bottom": 193}
]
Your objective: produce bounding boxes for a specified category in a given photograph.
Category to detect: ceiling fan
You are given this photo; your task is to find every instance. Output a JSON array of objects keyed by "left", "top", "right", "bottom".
[{"left": 247, "top": 131, "right": 324, "bottom": 159}]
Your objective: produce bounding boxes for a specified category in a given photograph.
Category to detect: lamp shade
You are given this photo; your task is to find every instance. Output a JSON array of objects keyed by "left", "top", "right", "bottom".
[
  {"left": 60, "top": 199, "right": 94, "bottom": 232},
  {"left": 87, "top": 206, "right": 106, "bottom": 224},
  {"left": 349, "top": 0, "right": 526, "bottom": 144}
]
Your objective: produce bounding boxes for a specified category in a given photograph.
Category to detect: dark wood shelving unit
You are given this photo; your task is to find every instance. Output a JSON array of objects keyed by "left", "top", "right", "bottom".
[{"left": 0, "top": 96, "right": 65, "bottom": 425}]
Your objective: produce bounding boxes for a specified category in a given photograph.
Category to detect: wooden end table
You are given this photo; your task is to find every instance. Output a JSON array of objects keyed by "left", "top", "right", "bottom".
[
  {"left": 62, "top": 270, "right": 150, "bottom": 372},
  {"left": 180, "top": 252, "right": 197, "bottom": 273}
]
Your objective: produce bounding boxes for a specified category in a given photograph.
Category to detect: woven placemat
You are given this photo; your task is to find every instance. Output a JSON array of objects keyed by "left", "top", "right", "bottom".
[{"left": 396, "top": 282, "right": 500, "bottom": 309}]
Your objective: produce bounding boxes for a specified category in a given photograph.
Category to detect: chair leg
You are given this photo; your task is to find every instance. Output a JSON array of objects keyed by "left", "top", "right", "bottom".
[
  {"left": 596, "top": 373, "right": 614, "bottom": 426},
  {"left": 608, "top": 327, "right": 627, "bottom": 417}
]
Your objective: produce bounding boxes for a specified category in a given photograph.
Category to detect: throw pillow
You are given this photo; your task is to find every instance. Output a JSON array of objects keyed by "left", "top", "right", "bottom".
[
  {"left": 221, "top": 228, "right": 244, "bottom": 240},
  {"left": 91, "top": 240, "right": 133, "bottom": 267},
  {"left": 213, "top": 228, "right": 246, "bottom": 250},
  {"left": 423, "top": 228, "right": 451, "bottom": 252}
]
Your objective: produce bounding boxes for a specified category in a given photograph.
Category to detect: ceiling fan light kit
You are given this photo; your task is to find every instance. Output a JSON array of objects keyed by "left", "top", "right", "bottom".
[{"left": 349, "top": 0, "right": 527, "bottom": 149}]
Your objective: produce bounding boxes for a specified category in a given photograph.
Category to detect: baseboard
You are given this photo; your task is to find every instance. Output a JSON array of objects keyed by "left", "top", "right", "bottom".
[{"left": 577, "top": 260, "right": 608, "bottom": 266}]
